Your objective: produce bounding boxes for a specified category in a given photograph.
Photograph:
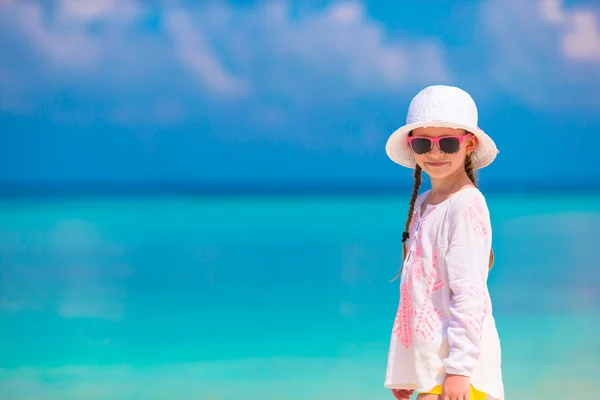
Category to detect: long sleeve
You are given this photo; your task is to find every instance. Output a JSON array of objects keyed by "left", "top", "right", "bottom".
[{"left": 442, "top": 193, "right": 492, "bottom": 376}]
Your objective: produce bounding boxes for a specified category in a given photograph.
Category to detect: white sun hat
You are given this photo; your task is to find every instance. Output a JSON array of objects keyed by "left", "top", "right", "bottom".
[{"left": 385, "top": 85, "right": 499, "bottom": 170}]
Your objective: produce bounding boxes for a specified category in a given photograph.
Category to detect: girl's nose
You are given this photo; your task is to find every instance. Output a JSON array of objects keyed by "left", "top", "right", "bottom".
[{"left": 429, "top": 141, "right": 443, "bottom": 156}]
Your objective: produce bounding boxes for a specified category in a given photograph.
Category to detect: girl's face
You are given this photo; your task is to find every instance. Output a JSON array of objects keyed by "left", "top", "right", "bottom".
[{"left": 408, "top": 127, "right": 478, "bottom": 180}]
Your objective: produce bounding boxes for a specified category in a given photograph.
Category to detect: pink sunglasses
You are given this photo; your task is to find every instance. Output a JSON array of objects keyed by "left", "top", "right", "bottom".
[{"left": 407, "top": 133, "right": 473, "bottom": 154}]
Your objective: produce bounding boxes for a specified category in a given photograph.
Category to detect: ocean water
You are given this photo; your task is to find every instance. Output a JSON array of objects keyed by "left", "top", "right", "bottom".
[{"left": 0, "top": 192, "right": 599, "bottom": 399}]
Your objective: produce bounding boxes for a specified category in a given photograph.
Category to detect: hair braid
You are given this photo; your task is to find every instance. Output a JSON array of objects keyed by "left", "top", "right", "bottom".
[
  {"left": 465, "top": 154, "right": 495, "bottom": 270},
  {"left": 465, "top": 154, "right": 477, "bottom": 186},
  {"left": 391, "top": 165, "right": 422, "bottom": 281}
]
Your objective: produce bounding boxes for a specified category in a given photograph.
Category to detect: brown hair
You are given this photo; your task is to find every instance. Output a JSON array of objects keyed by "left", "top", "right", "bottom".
[
  {"left": 392, "top": 153, "right": 495, "bottom": 281},
  {"left": 464, "top": 154, "right": 495, "bottom": 270}
]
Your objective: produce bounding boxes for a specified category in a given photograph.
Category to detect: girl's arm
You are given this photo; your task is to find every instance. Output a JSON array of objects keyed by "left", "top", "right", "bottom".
[{"left": 442, "top": 193, "right": 492, "bottom": 377}]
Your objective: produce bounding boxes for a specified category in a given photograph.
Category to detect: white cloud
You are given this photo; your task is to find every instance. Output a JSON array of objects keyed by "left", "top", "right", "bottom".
[
  {"left": 0, "top": 0, "right": 449, "bottom": 124},
  {"left": 0, "top": 0, "right": 178, "bottom": 122},
  {"left": 3, "top": 0, "right": 139, "bottom": 71},
  {"left": 164, "top": 9, "right": 251, "bottom": 98},
  {"left": 205, "top": 1, "right": 449, "bottom": 97},
  {"left": 563, "top": 10, "right": 600, "bottom": 62},
  {"left": 538, "top": 0, "right": 600, "bottom": 63},
  {"left": 538, "top": 0, "right": 567, "bottom": 24},
  {"left": 166, "top": 1, "right": 449, "bottom": 98},
  {"left": 56, "top": 0, "right": 139, "bottom": 23},
  {"left": 482, "top": 0, "right": 600, "bottom": 108}
]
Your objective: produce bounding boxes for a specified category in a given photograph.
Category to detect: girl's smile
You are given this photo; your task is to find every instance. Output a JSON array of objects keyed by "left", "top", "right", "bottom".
[{"left": 425, "top": 161, "right": 449, "bottom": 168}]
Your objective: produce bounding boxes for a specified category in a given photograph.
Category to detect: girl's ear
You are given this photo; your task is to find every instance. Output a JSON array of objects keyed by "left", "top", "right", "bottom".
[{"left": 467, "top": 134, "right": 479, "bottom": 154}]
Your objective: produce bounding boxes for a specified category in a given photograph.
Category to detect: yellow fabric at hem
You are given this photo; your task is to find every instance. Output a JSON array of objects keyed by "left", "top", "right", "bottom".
[{"left": 419, "top": 384, "right": 486, "bottom": 399}]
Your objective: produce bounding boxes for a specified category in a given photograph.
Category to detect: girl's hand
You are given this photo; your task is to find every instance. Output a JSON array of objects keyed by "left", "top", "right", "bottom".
[
  {"left": 391, "top": 388, "right": 414, "bottom": 399},
  {"left": 442, "top": 374, "right": 471, "bottom": 400}
]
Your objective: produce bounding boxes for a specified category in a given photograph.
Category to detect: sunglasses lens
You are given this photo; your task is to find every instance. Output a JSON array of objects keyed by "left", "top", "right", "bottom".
[
  {"left": 439, "top": 137, "right": 461, "bottom": 154},
  {"left": 410, "top": 138, "right": 431, "bottom": 154}
]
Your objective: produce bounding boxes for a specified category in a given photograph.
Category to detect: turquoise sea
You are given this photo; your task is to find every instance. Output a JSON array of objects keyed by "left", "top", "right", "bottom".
[{"left": 0, "top": 192, "right": 599, "bottom": 399}]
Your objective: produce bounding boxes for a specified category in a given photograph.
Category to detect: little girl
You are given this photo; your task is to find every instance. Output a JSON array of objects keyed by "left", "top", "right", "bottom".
[{"left": 383, "top": 85, "right": 504, "bottom": 400}]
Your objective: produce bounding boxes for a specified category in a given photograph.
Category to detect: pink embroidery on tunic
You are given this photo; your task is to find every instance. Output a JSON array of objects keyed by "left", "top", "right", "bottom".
[
  {"left": 392, "top": 206, "right": 443, "bottom": 348},
  {"left": 466, "top": 285, "right": 490, "bottom": 338},
  {"left": 410, "top": 245, "right": 425, "bottom": 279},
  {"left": 393, "top": 210, "right": 422, "bottom": 348},
  {"left": 393, "top": 274, "right": 414, "bottom": 348},
  {"left": 463, "top": 196, "right": 489, "bottom": 238},
  {"left": 414, "top": 250, "right": 444, "bottom": 340}
]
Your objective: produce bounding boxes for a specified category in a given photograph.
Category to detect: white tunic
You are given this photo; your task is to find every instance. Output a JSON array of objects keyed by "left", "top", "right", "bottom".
[{"left": 384, "top": 188, "right": 504, "bottom": 400}]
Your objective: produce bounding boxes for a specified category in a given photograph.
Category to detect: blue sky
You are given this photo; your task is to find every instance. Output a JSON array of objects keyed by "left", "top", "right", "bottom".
[{"left": 1, "top": 0, "right": 600, "bottom": 188}]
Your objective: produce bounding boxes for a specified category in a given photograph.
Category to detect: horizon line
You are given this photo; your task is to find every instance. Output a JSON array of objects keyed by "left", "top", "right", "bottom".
[{"left": 0, "top": 180, "right": 599, "bottom": 198}]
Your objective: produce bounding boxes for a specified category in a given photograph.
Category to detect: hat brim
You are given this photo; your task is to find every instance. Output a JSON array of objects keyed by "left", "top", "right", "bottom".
[{"left": 385, "top": 121, "right": 498, "bottom": 170}]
